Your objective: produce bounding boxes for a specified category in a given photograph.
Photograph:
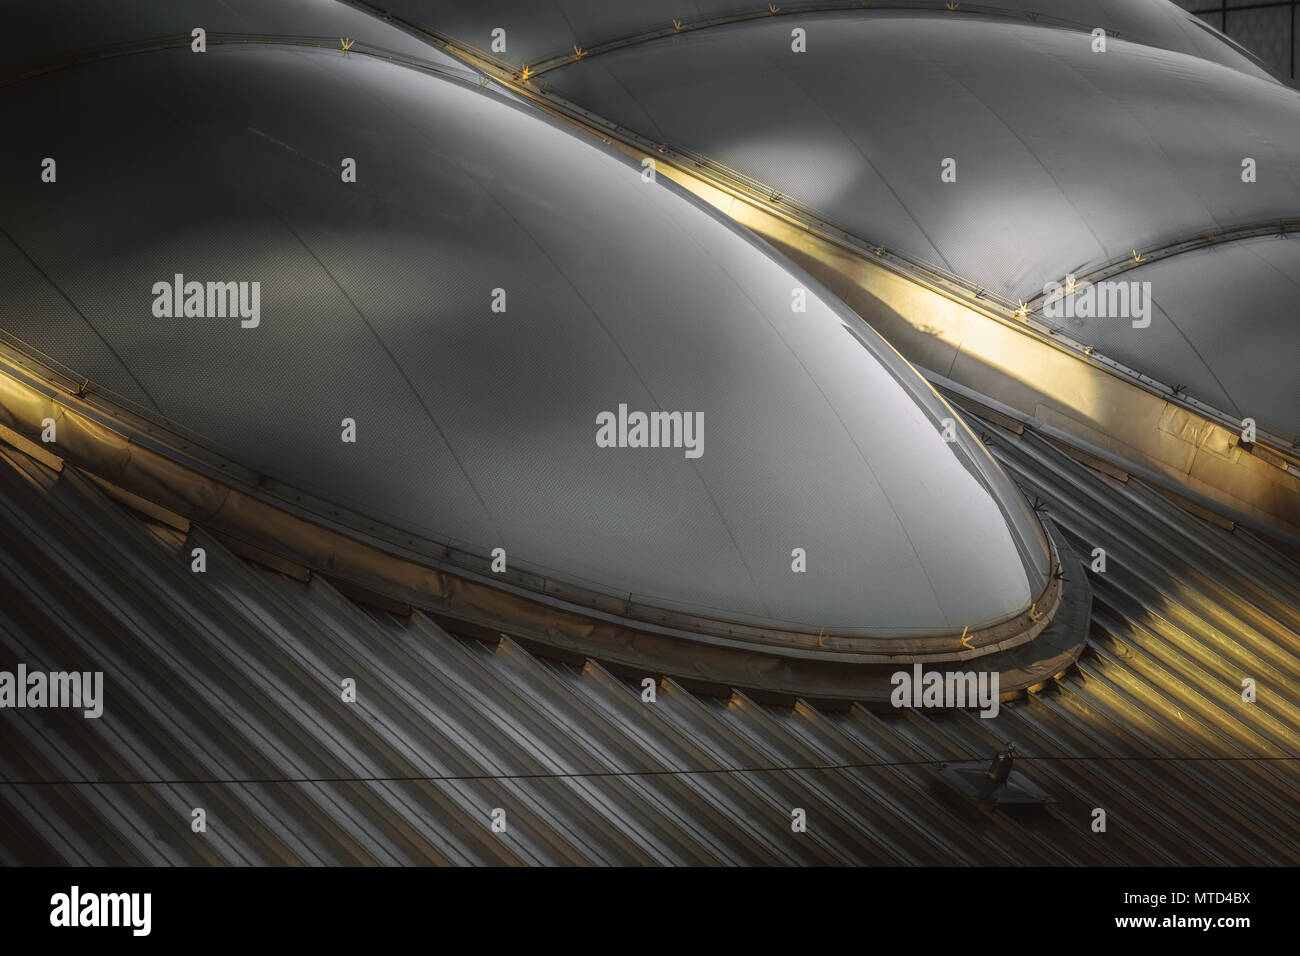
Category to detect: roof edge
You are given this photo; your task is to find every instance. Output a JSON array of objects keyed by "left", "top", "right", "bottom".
[{"left": 0, "top": 350, "right": 1074, "bottom": 692}]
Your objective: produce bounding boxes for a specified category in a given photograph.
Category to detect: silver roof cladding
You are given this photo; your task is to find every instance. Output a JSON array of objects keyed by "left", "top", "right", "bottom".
[
  {"left": 537, "top": 13, "right": 1300, "bottom": 438},
  {"left": 0, "top": 417, "right": 1296, "bottom": 865},
  {"left": 0, "top": 0, "right": 1292, "bottom": 867},
  {"left": 365, "top": 0, "right": 1279, "bottom": 80},
  {"left": 1051, "top": 236, "right": 1300, "bottom": 433},
  {"left": 0, "top": 43, "right": 1050, "bottom": 634},
  {"left": 1, "top": 0, "right": 470, "bottom": 79}
]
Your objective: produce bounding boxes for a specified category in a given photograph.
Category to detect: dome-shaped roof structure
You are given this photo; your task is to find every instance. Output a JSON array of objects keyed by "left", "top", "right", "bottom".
[
  {"left": 374, "top": 0, "right": 1278, "bottom": 82},
  {"left": 530, "top": 13, "right": 1300, "bottom": 439},
  {"left": 2, "top": 0, "right": 466, "bottom": 80},
  {"left": 1032, "top": 236, "right": 1300, "bottom": 438},
  {"left": 0, "top": 42, "right": 1054, "bottom": 638}
]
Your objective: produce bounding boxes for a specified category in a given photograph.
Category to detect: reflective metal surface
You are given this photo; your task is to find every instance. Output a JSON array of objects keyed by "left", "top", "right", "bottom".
[
  {"left": 2, "top": 0, "right": 464, "bottom": 80},
  {"left": 625, "top": 162, "right": 1300, "bottom": 541},
  {"left": 534, "top": 13, "right": 1300, "bottom": 438},
  {"left": 1053, "top": 236, "right": 1300, "bottom": 441},
  {"left": 0, "top": 416, "right": 1294, "bottom": 864},
  {"left": 364, "top": 0, "right": 1278, "bottom": 80},
  {"left": 0, "top": 42, "right": 1049, "bottom": 634}
]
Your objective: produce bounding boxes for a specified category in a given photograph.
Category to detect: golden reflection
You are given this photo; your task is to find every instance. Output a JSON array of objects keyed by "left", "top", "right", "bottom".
[{"left": 642, "top": 159, "right": 1300, "bottom": 539}]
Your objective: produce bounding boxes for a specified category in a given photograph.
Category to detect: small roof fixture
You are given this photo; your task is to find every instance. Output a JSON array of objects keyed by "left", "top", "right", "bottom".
[{"left": 934, "top": 742, "right": 1053, "bottom": 806}]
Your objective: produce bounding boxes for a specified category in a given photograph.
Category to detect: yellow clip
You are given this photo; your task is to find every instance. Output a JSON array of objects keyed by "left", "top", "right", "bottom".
[
  {"left": 339, "top": 37, "right": 355, "bottom": 53},
  {"left": 960, "top": 626, "right": 973, "bottom": 650},
  {"left": 1132, "top": 248, "right": 1147, "bottom": 264},
  {"left": 1028, "top": 603, "right": 1043, "bottom": 622},
  {"left": 1013, "top": 299, "right": 1031, "bottom": 319},
  {"left": 520, "top": 64, "right": 534, "bottom": 80},
  {"left": 946, "top": 0, "right": 959, "bottom": 9},
  {"left": 572, "top": 45, "right": 587, "bottom": 60},
  {"left": 769, "top": 3, "right": 781, "bottom": 13},
  {"left": 672, "top": 18, "right": 683, "bottom": 32}
]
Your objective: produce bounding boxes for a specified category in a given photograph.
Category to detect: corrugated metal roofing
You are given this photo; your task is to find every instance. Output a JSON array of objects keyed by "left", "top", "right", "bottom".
[{"left": 1, "top": 411, "right": 1296, "bottom": 865}]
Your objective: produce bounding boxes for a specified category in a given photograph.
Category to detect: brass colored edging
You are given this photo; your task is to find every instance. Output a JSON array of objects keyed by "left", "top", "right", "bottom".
[
  {"left": 410, "top": 32, "right": 1296, "bottom": 455},
  {"left": 365, "top": 31, "right": 1299, "bottom": 537},
  {"left": 0, "top": 350, "right": 1072, "bottom": 706},
  {"left": 638, "top": 164, "right": 1300, "bottom": 542}
]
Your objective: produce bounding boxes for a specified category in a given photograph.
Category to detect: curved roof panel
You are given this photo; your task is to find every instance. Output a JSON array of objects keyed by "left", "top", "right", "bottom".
[
  {"left": 0, "top": 45, "right": 1049, "bottom": 635},
  {"left": 1, "top": 0, "right": 468, "bottom": 81},
  {"left": 539, "top": 14, "right": 1300, "bottom": 435},
  {"left": 1053, "top": 237, "right": 1300, "bottom": 438},
  {"left": 373, "top": 0, "right": 1276, "bottom": 81}
]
